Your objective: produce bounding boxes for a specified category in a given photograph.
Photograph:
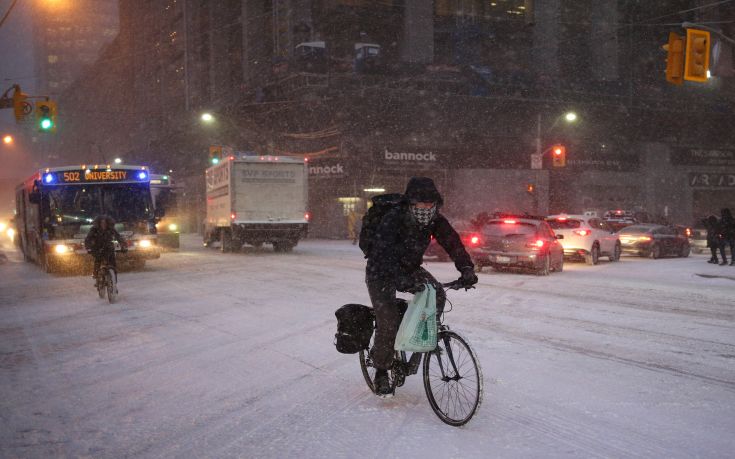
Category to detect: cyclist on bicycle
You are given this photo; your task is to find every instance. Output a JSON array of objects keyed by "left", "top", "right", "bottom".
[
  {"left": 85, "top": 215, "right": 126, "bottom": 287},
  {"left": 364, "top": 177, "right": 478, "bottom": 396}
]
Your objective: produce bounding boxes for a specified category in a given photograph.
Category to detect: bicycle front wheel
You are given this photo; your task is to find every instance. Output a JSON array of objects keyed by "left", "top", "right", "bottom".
[
  {"left": 423, "top": 330, "right": 483, "bottom": 426},
  {"left": 106, "top": 270, "right": 117, "bottom": 303}
]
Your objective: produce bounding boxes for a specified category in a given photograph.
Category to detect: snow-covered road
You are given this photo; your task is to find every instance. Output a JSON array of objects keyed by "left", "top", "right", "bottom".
[{"left": 1, "top": 235, "right": 734, "bottom": 458}]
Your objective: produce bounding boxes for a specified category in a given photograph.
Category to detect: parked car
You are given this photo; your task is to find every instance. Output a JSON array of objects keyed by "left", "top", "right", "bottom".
[
  {"left": 474, "top": 216, "right": 564, "bottom": 275},
  {"left": 618, "top": 224, "right": 691, "bottom": 258},
  {"left": 424, "top": 221, "right": 483, "bottom": 263},
  {"left": 546, "top": 214, "right": 621, "bottom": 264}
]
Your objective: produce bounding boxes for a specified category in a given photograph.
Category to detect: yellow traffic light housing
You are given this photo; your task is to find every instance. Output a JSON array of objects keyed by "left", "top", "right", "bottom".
[
  {"left": 12, "top": 86, "right": 32, "bottom": 122},
  {"left": 209, "top": 145, "right": 223, "bottom": 165},
  {"left": 663, "top": 32, "right": 685, "bottom": 85},
  {"left": 552, "top": 145, "right": 566, "bottom": 167},
  {"left": 684, "top": 28, "right": 710, "bottom": 82},
  {"left": 35, "top": 100, "right": 57, "bottom": 132}
]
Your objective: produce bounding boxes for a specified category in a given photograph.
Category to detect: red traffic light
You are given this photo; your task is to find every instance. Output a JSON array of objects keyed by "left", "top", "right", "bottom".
[
  {"left": 553, "top": 146, "right": 563, "bottom": 155},
  {"left": 551, "top": 144, "right": 566, "bottom": 167}
]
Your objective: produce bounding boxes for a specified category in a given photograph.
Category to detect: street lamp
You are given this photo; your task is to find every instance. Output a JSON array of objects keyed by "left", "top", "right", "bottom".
[
  {"left": 2, "top": 135, "right": 13, "bottom": 145},
  {"left": 114, "top": 157, "right": 122, "bottom": 164},
  {"left": 200, "top": 112, "right": 214, "bottom": 123},
  {"left": 564, "top": 111, "right": 578, "bottom": 123}
]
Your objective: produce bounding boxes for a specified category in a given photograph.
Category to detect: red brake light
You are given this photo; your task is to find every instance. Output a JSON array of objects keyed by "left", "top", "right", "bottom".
[
  {"left": 230, "top": 213, "right": 236, "bottom": 220},
  {"left": 534, "top": 240, "right": 544, "bottom": 247},
  {"left": 526, "top": 239, "right": 545, "bottom": 249},
  {"left": 470, "top": 235, "right": 480, "bottom": 245},
  {"left": 503, "top": 219, "right": 516, "bottom": 224},
  {"left": 304, "top": 212, "right": 311, "bottom": 221},
  {"left": 573, "top": 229, "right": 590, "bottom": 236},
  {"left": 557, "top": 217, "right": 567, "bottom": 221}
]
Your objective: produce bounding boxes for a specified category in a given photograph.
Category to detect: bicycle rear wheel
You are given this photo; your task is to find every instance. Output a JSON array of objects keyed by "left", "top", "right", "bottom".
[
  {"left": 423, "top": 329, "right": 483, "bottom": 426},
  {"left": 106, "top": 269, "right": 117, "bottom": 303}
]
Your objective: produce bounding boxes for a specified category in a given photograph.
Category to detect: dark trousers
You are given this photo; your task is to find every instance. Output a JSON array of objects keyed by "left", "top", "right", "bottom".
[
  {"left": 93, "top": 251, "right": 116, "bottom": 279},
  {"left": 710, "top": 246, "right": 719, "bottom": 261},
  {"left": 366, "top": 268, "right": 446, "bottom": 370},
  {"left": 719, "top": 239, "right": 735, "bottom": 262}
]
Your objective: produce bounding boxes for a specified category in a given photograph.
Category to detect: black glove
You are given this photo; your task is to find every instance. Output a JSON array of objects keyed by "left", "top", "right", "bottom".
[
  {"left": 396, "top": 276, "right": 425, "bottom": 294},
  {"left": 459, "top": 267, "right": 478, "bottom": 288}
]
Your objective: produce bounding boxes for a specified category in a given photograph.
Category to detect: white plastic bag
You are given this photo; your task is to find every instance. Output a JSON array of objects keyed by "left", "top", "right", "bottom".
[{"left": 394, "top": 284, "right": 437, "bottom": 352}]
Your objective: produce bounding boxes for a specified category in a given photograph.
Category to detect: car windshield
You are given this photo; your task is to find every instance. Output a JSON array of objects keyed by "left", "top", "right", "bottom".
[
  {"left": 47, "top": 183, "right": 154, "bottom": 225},
  {"left": 547, "top": 219, "right": 582, "bottom": 229},
  {"left": 484, "top": 221, "right": 537, "bottom": 237},
  {"left": 618, "top": 225, "right": 654, "bottom": 235}
]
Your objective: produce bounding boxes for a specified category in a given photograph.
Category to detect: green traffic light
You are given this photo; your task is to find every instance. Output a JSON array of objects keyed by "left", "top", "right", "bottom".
[
  {"left": 40, "top": 118, "right": 53, "bottom": 130},
  {"left": 211, "top": 157, "right": 219, "bottom": 165}
]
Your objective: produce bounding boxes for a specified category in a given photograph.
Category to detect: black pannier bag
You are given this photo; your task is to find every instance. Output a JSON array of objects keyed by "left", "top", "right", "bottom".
[{"left": 334, "top": 304, "right": 374, "bottom": 354}]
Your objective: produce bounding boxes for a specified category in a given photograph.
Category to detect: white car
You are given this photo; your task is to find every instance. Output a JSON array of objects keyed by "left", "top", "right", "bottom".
[{"left": 546, "top": 214, "right": 621, "bottom": 265}]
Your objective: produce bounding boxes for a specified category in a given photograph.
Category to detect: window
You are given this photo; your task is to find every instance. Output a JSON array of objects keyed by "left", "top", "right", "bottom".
[{"left": 547, "top": 219, "right": 581, "bottom": 230}]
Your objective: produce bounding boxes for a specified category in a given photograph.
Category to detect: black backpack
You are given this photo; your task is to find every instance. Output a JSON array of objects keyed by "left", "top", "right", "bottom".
[
  {"left": 334, "top": 304, "right": 374, "bottom": 354},
  {"left": 359, "top": 193, "right": 405, "bottom": 257}
]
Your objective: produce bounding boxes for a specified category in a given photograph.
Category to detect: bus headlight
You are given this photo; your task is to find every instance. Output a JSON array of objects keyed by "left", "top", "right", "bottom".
[
  {"left": 138, "top": 239, "right": 152, "bottom": 248},
  {"left": 167, "top": 223, "right": 178, "bottom": 232},
  {"left": 54, "top": 244, "right": 71, "bottom": 254}
]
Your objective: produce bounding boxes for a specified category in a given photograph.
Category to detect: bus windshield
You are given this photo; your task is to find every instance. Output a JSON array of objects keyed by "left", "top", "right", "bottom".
[{"left": 47, "top": 183, "right": 154, "bottom": 225}]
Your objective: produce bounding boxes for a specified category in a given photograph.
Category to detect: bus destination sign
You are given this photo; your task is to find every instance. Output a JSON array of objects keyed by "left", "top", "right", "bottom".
[{"left": 44, "top": 169, "right": 149, "bottom": 185}]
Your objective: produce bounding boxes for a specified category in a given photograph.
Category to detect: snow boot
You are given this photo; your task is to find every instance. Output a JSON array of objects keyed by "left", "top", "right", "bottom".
[
  {"left": 373, "top": 369, "right": 393, "bottom": 398},
  {"left": 720, "top": 260, "right": 728, "bottom": 266}
]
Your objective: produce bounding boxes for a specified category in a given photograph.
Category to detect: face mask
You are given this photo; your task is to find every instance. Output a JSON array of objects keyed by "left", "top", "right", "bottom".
[{"left": 411, "top": 205, "right": 436, "bottom": 227}]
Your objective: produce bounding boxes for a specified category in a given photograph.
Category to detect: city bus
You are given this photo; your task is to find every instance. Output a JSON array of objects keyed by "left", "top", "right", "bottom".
[
  {"left": 15, "top": 164, "right": 162, "bottom": 273},
  {"left": 150, "top": 173, "right": 181, "bottom": 249}
]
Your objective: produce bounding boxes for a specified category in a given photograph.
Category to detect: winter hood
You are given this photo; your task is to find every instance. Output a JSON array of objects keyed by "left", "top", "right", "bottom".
[{"left": 404, "top": 177, "right": 443, "bottom": 206}]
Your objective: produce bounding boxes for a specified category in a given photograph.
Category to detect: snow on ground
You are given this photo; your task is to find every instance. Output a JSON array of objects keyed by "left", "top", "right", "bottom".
[{"left": 1, "top": 234, "right": 734, "bottom": 458}]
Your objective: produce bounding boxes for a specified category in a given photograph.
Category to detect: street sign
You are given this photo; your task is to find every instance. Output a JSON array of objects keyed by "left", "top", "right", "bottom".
[{"left": 531, "top": 154, "right": 542, "bottom": 170}]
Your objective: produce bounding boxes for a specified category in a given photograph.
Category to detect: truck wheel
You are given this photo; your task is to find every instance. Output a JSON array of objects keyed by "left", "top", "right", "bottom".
[
  {"left": 221, "top": 229, "right": 232, "bottom": 253},
  {"left": 273, "top": 241, "right": 294, "bottom": 253}
]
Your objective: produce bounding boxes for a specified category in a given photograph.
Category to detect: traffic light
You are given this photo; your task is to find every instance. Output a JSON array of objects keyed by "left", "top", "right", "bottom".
[
  {"left": 663, "top": 32, "right": 685, "bottom": 85},
  {"left": 35, "top": 100, "right": 57, "bottom": 132},
  {"left": 526, "top": 183, "right": 535, "bottom": 194},
  {"left": 209, "top": 145, "right": 222, "bottom": 165},
  {"left": 684, "top": 28, "right": 710, "bottom": 82},
  {"left": 12, "top": 85, "right": 32, "bottom": 122},
  {"left": 552, "top": 144, "right": 566, "bottom": 167}
]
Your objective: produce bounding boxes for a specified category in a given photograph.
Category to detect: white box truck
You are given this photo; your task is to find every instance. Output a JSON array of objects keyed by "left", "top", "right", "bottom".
[{"left": 204, "top": 156, "right": 308, "bottom": 252}]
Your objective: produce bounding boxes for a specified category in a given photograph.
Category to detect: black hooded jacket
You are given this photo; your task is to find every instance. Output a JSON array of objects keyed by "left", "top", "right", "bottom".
[
  {"left": 365, "top": 178, "right": 473, "bottom": 282},
  {"left": 719, "top": 208, "right": 734, "bottom": 240},
  {"left": 84, "top": 216, "right": 125, "bottom": 255}
]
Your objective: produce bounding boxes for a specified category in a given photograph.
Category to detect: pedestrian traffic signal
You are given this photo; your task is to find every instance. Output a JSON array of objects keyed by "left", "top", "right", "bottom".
[
  {"left": 684, "top": 28, "right": 710, "bottom": 82},
  {"left": 663, "top": 32, "right": 685, "bottom": 85},
  {"left": 35, "top": 100, "right": 57, "bottom": 132},
  {"left": 552, "top": 145, "right": 566, "bottom": 167},
  {"left": 12, "top": 85, "right": 32, "bottom": 122}
]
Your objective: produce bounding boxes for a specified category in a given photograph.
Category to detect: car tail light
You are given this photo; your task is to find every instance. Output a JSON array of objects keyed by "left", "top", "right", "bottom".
[
  {"left": 557, "top": 217, "right": 567, "bottom": 221},
  {"left": 230, "top": 212, "right": 236, "bottom": 220},
  {"left": 573, "top": 229, "right": 590, "bottom": 236},
  {"left": 639, "top": 236, "right": 651, "bottom": 241},
  {"left": 503, "top": 219, "right": 516, "bottom": 224},
  {"left": 304, "top": 212, "right": 311, "bottom": 221},
  {"left": 469, "top": 234, "right": 481, "bottom": 245},
  {"left": 526, "top": 239, "right": 545, "bottom": 249},
  {"left": 685, "top": 228, "right": 692, "bottom": 237}
]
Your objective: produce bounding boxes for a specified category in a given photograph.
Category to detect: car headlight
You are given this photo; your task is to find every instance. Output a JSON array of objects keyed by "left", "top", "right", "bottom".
[
  {"left": 0, "top": 222, "right": 6, "bottom": 232},
  {"left": 54, "top": 244, "right": 71, "bottom": 254},
  {"left": 138, "top": 239, "right": 152, "bottom": 248},
  {"left": 6, "top": 228, "right": 14, "bottom": 239},
  {"left": 167, "top": 223, "right": 178, "bottom": 232}
]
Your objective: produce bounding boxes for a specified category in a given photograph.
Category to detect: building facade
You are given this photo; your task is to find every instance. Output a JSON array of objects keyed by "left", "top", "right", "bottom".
[{"left": 56, "top": 0, "right": 735, "bottom": 237}]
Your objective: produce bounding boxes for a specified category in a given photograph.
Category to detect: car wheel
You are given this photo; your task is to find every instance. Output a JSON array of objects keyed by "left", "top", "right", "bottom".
[
  {"left": 680, "top": 244, "right": 690, "bottom": 258},
  {"left": 555, "top": 256, "right": 564, "bottom": 272},
  {"left": 650, "top": 243, "right": 662, "bottom": 259},
  {"left": 536, "top": 253, "right": 551, "bottom": 276},
  {"left": 610, "top": 242, "right": 621, "bottom": 262},
  {"left": 585, "top": 244, "right": 600, "bottom": 265}
]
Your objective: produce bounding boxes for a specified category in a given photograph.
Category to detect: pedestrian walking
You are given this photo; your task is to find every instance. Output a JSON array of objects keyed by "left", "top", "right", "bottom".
[
  {"left": 703, "top": 215, "right": 720, "bottom": 264},
  {"left": 717, "top": 208, "right": 735, "bottom": 266}
]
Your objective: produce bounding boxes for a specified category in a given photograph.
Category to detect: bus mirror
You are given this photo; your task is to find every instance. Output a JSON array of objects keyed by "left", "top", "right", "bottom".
[
  {"left": 29, "top": 190, "right": 41, "bottom": 204},
  {"left": 154, "top": 207, "right": 165, "bottom": 218}
]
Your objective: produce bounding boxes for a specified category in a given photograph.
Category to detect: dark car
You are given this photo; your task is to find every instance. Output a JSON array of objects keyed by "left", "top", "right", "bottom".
[
  {"left": 603, "top": 209, "right": 639, "bottom": 232},
  {"left": 424, "top": 221, "right": 483, "bottom": 263},
  {"left": 618, "top": 224, "right": 691, "bottom": 258},
  {"left": 474, "top": 216, "right": 564, "bottom": 275}
]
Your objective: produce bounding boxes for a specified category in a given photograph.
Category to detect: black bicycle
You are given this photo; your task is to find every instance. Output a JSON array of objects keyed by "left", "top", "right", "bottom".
[{"left": 359, "top": 281, "right": 483, "bottom": 427}]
